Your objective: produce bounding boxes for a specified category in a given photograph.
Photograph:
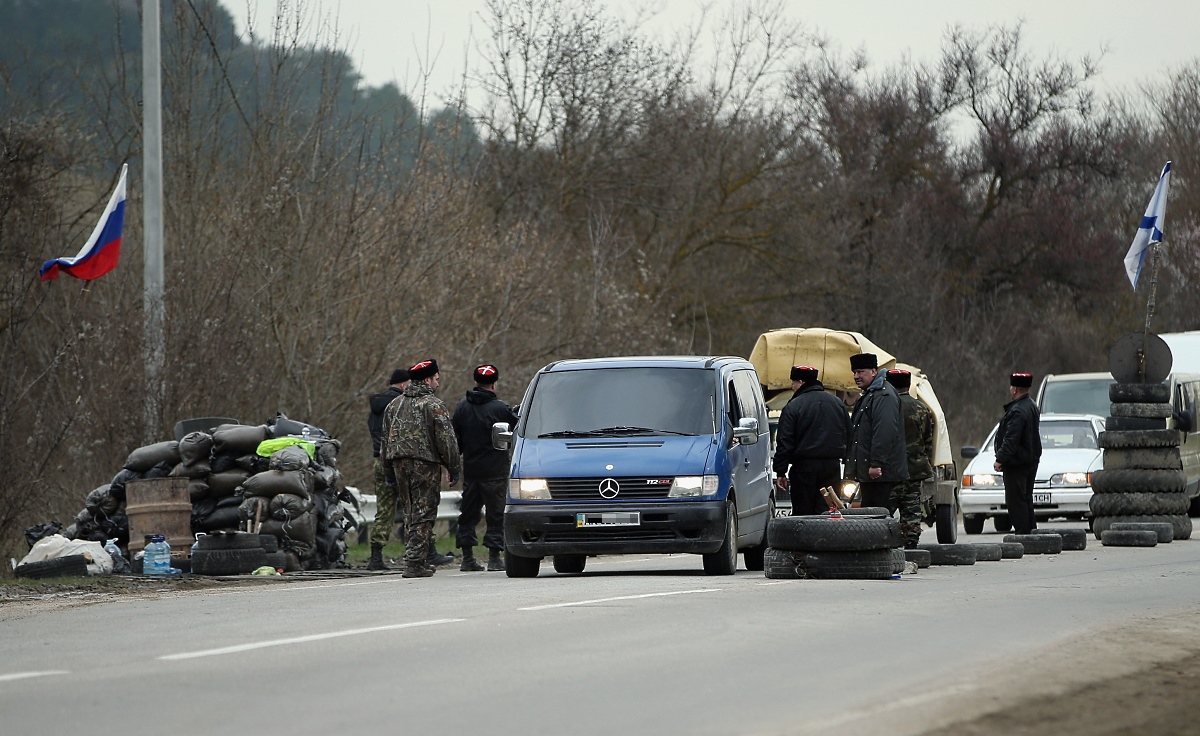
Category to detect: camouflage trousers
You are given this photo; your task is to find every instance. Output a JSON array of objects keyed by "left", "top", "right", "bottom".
[
  {"left": 370, "top": 458, "right": 401, "bottom": 548},
  {"left": 390, "top": 458, "right": 442, "bottom": 567},
  {"left": 890, "top": 479, "right": 925, "bottom": 548}
]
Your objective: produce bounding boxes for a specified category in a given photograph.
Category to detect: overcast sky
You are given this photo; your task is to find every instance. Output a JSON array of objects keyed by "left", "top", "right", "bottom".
[{"left": 225, "top": 0, "right": 1200, "bottom": 103}]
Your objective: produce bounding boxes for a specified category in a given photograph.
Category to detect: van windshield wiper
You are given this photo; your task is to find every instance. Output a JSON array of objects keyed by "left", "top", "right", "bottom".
[
  {"left": 537, "top": 430, "right": 606, "bottom": 438},
  {"left": 588, "top": 426, "right": 697, "bottom": 436}
]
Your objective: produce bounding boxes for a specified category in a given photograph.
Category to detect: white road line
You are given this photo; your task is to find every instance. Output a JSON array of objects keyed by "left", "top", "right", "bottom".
[
  {"left": 757, "top": 581, "right": 788, "bottom": 586},
  {"left": 519, "top": 588, "right": 721, "bottom": 611},
  {"left": 281, "top": 578, "right": 411, "bottom": 591},
  {"left": 159, "top": 619, "right": 464, "bottom": 661},
  {"left": 0, "top": 671, "right": 69, "bottom": 683}
]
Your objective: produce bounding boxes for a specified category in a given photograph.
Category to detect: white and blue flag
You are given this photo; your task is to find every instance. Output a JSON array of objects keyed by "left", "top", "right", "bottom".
[{"left": 1124, "top": 161, "right": 1172, "bottom": 289}]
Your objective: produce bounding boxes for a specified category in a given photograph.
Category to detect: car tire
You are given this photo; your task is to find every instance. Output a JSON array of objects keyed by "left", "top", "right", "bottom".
[
  {"left": 1091, "top": 514, "right": 1191, "bottom": 540},
  {"left": 1110, "top": 383, "right": 1170, "bottom": 404},
  {"left": 999, "top": 542, "right": 1024, "bottom": 558},
  {"left": 1100, "top": 529, "right": 1158, "bottom": 547},
  {"left": 263, "top": 551, "right": 288, "bottom": 570},
  {"left": 259, "top": 534, "right": 279, "bottom": 553},
  {"left": 14, "top": 554, "right": 90, "bottom": 579},
  {"left": 1098, "top": 429, "right": 1181, "bottom": 450},
  {"left": 798, "top": 549, "right": 894, "bottom": 580},
  {"left": 973, "top": 543, "right": 1003, "bottom": 561},
  {"left": 917, "top": 543, "right": 977, "bottom": 565},
  {"left": 890, "top": 548, "right": 905, "bottom": 574},
  {"left": 504, "top": 551, "right": 541, "bottom": 578},
  {"left": 842, "top": 507, "right": 891, "bottom": 517},
  {"left": 1091, "top": 468, "right": 1187, "bottom": 494},
  {"left": 903, "top": 548, "right": 932, "bottom": 568},
  {"left": 1100, "top": 448, "right": 1182, "bottom": 471},
  {"left": 1109, "top": 402, "right": 1173, "bottom": 419},
  {"left": 1030, "top": 528, "right": 1088, "bottom": 551},
  {"left": 703, "top": 499, "right": 738, "bottom": 576},
  {"left": 764, "top": 547, "right": 802, "bottom": 579},
  {"left": 1090, "top": 491, "right": 1190, "bottom": 516},
  {"left": 767, "top": 515, "right": 902, "bottom": 552},
  {"left": 552, "top": 555, "right": 586, "bottom": 574},
  {"left": 196, "top": 531, "right": 261, "bottom": 551},
  {"left": 743, "top": 543, "right": 766, "bottom": 572},
  {"left": 963, "top": 515, "right": 985, "bottom": 535},
  {"left": 993, "top": 514, "right": 1012, "bottom": 533},
  {"left": 1107, "top": 521, "right": 1174, "bottom": 543},
  {"left": 935, "top": 502, "right": 957, "bottom": 543},
  {"left": 1105, "top": 416, "right": 1166, "bottom": 431},
  {"left": 192, "top": 547, "right": 267, "bottom": 575},
  {"left": 1002, "top": 533, "right": 1062, "bottom": 554}
]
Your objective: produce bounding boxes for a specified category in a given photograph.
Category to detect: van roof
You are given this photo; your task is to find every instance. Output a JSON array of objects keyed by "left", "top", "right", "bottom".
[{"left": 542, "top": 356, "right": 750, "bottom": 372}]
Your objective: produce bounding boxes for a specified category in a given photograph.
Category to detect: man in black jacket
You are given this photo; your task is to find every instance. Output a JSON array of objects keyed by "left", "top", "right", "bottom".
[
  {"left": 846, "top": 353, "right": 909, "bottom": 510},
  {"left": 773, "top": 365, "right": 851, "bottom": 515},
  {"left": 994, "top": 372, "right": 1042, "bottom": 534},
  {"left": 452, "top": 364, "right": 519, "bottom": 571}
]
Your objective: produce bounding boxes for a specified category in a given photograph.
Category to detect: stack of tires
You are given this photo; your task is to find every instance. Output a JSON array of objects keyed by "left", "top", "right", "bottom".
[
  {"left": 1093, "top": 383, "right": 1193, "bottom": 544},
  {"left": 764, "top": 511, "right": 903, "bottom": 580},
  {"left": 191, "top": 531, "right": 275, "bottom": 575}
]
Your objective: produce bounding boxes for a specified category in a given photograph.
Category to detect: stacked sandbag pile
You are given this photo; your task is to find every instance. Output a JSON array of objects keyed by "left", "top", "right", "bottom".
[
  {"left": 764, "top": 509, "right": 903, "bottom": 580},
  {"left": 62, "top": 440, "right": 180, "bottom": 545},
  {"left": 1092, "top": 382, "right": 1193, "bottom": 544},
  {"left": 187, "top": 424, "right": 263, "bottom": 532}
]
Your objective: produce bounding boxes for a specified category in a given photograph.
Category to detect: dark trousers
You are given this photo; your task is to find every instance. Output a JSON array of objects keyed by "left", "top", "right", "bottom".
[
  {"left": 859, "top": 481, "right": 898, "bottom": 513},
  {"left": 456, "top": 478, "right": 506, "bottom": 551},
  {"left": 788, "top": 459, "right": 842, "bottom": 515},
  {"left": 1003, "top": 465, "right": 1038, "bottom": 534}
]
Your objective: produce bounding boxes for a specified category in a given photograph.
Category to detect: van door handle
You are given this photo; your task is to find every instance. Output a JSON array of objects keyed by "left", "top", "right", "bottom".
[{"left": 743, "top": 458, "right": 750, "bottom": 468}]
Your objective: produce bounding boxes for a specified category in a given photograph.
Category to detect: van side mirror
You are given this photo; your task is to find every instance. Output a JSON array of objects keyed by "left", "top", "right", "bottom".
[
  {"left": 960, "top": 446, "right": 979, "bottom": 460},
  {"left": 492, "top": 422, "right": 513, "bottom": 451},
  {"left": 733, "top": 417, "right": 759, "bottom": 445},
  {"left": 1176, "top": 410, "right": 1193, "bottom": 434}
]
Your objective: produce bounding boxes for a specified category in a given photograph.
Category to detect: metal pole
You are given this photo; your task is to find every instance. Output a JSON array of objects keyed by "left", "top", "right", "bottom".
[
  {"left": 1138, "top": 241, "right": 1163, "bottom": 383},
  {"left": 142, "top": 0, "right": 165, "bottom": 442}
]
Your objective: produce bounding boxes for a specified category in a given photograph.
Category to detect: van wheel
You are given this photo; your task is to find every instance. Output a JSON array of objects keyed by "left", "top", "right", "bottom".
[
  {"left": 742, "top": 497, "right": 773, "bottom": 571},
  {"left": 504, "top": 551, "right": 541, "bottom": 578},
  {"left": 963, "top": 515, "right": 985, "bottom": 535},
  {"left": 994, "top": 514, "right": 1012, "bottom": 533},
  {"left": 552, "top": 555, "right": 586, "bottom": 574},
  {"left": 703, "top": 499, "right": 738, "bottom": 575},
  {"left": 935, "top": 502, "right": 957, "bottom": 543}
]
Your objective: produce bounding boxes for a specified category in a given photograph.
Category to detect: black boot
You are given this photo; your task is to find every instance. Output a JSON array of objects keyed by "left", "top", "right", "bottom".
[
  {"left": 487, "top": 548, "right": 505, "bottom": 572},
  {"left": 367, "top": 544, "right": 389, "bottom": 571},
  {"left": 426, "top": 539, "right": 455, "bottom": 567},
  {"left": 460, "top": 546, "right": 485, "bottom": 572}
]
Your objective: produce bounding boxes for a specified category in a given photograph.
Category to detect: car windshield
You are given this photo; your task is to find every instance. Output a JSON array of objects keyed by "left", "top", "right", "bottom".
[
  {"left": 1040, "top": 379, "right": 1115, "bottom": 416},
  {"left": 985, "top": 420, "right": 1098, "bottom": 451},
  {"left": 522, "top": 367, "right": 716, "bottom": 438}
]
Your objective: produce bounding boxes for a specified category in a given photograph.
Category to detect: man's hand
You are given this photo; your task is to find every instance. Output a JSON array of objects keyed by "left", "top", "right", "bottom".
[
  {"left": 775, "top": 476, "right": 788, "bottom": 492},
  {"left": 868, "top": 466, "right": 882, "bottom": 480},
  {"left": 449, "top": 474, "right": 460, "bottom": 487},
  {"left": 993, "top": 462, "right": 1002, "bottom": 472}
]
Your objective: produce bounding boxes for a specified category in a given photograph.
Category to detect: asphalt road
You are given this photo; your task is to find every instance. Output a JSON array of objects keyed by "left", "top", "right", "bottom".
[{"left": 2, "top": 521, "right": 1199, "bottom": 736}]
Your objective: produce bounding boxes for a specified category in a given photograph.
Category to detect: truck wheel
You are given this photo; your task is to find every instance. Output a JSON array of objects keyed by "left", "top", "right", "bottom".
[
  {"left": 703, "top": 499, "right": 738, "bottom": 576},
  {"left": 504, "top": 551, "right": 541, "bottom": 578},
  {"left": 1098, "top": 429, "right": 1181, "bottom": 450},
  {"left": 993, "top": 514, "right": 1012, "bottom": 533},
  {"left": 935, "top": 502, "right": 957, "bottom": 543},
  {"left": 963, "top": 515, "right": 985, "bottom": 535},
  {"left": 1091, "top": 468, "right": 1186, "bottom": 494},
  {"left": 1090, "top": 491, "right": 1189, "bottom": 516},
  {"left": 552, "top": 555, "right": 586, "bottom": 574}
]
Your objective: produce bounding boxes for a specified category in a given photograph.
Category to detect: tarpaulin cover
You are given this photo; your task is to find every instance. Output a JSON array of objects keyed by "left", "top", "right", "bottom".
[{"left": 749, "top": 328, "right": 896, "bottom": 393}]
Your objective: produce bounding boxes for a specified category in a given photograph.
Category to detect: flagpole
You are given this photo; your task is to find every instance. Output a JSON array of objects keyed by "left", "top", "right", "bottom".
[
  {"left": 1138, "top": 241, "right": 1163, "bottom": 383},
  {"left": 142, "top": 0, "right": 165, "bottom": 443}
]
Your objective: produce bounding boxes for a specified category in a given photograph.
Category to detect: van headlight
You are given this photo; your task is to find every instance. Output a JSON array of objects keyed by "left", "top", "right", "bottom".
[
  {"left": 966, "top": 474, "right": 1001, "bottom": 488},
  {"left": 509, "top": 478, "right": 550, "bottom": 500},
  {"left": 669, "top": 475, "right": 719, "bottom": 497},
  {"left": 1051, "top": 472, "right": 1089, "bottom": 487}
]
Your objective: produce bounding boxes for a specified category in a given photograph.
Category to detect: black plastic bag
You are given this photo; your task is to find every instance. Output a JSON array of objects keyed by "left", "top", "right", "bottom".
[{"left": 24, "top": 521, "right": 63, "bottom": 549}]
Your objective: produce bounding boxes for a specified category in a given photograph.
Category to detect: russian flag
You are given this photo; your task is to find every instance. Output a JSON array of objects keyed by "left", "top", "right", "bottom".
[{"left": 40, "top": 163, "right": 128, "bottom": 281}]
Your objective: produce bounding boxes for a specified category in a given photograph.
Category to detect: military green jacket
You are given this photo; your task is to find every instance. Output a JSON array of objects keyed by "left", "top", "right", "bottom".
[
  {"left": 899, "top": 392, "right": 934, "bottom": 481},
  {"left": 382, "top": 381, "right": 463, "bottom": 478}
]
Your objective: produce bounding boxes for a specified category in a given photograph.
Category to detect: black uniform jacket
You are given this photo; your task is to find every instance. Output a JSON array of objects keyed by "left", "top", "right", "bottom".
[
  {"left": 452, "top": 387, "right": 519, "bottom": 481},
  {"left": 846, "top": 375, "right": 909, "bottom": 483},
  {"left": 772, "top": 380, "right": 851, "bottom": 475},
  {"left": 995, "top": 393, "right": 1042, "bottom": 468},
  {"left": 368, "top": 386, "right": 403, "bottom": 458}
]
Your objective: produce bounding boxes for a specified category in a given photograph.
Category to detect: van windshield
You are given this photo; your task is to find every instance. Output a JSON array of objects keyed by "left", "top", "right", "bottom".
[
  {"left": 523, "top": 367, "right": 716, "bottom": 438},
  {"left": 1040, "top": 379, "right": 1114, "bottom": 417}
]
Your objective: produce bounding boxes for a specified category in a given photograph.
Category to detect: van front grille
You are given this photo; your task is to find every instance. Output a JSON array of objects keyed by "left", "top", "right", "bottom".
[
  {"left": 547, "top": 476, "right": 673, "bottom": 500},
  {"left": 543, "top": 528, "right": 677, "bottom": 543}
]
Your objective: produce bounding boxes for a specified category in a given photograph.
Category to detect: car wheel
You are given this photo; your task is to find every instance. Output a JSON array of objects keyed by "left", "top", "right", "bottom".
[
  {"left": 972, "top": 543, "right": 1003, "bottom": 561},
  {"left": 743, "top": 497, "right": 773, "bottom": 572},
  {"left": 504, "top": 551, "right": 541, "bottom": 578},
  {"left": 763, "top": 547, "right": 802, "bottom": 579},
  {"left": 14, "top": 554, "right": 90, "bottom": 579},
  {"left": 935, "top": 502, "right": 957, "bottom": 543},
  {"left": 552, "top": 554, "right": 586, "bottom": 574},
  {"left": 1100, "top": 529, "right": 1158, "bottom": 547},
  {"left": 1002, "top": 533, "right": 1062, "bottom": 554},
  {"left": 192, "top": 547, "right": 268, "bottom": 575},
  {"left": 917, "top": 543, "right": 977, "bottom": 565},
  {"left": 703, "top": 499, "right": 737, "bottom": 576},
  {"left": 963, "top": 515, "right": 985, "bottom": 535},
  {"left": 799, "top": 549, "right": 894, "bottom": 579},
  {"left": 993, "top": 514, "right": 1012, "bottom": 533}
]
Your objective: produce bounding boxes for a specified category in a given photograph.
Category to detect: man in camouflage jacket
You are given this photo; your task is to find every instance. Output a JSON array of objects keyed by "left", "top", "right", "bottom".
[
  {"left": 382, "top": 358, "right": 462, "bottom": 578},
  {"left": 887, "top": 370, "right": 934, "bottom": 548}
]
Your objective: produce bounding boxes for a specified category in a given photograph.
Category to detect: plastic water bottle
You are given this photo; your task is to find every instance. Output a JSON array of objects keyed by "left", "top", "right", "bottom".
[{"left": 146, "top": 535, "right": 170, "bottom": 576}]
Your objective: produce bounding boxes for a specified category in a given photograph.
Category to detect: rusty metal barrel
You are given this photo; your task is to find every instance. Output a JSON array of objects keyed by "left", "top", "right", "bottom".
[{"left": 126, "top": 477, "right": 192, "bottom": 556}]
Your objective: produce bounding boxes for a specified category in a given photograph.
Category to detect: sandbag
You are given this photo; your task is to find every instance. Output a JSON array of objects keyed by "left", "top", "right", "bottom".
[
  {"left": 242, "top": 469, "right": 313, "bottom": 500},
  {"left": 124, "top": 441, "right": 181, "bottom": 472},
  {"left": 210, "top": 452, "right": 240, "bottom": 474},
  {"left": 171, "top": 460, "right": 212, "bottom": 480},
  {"left": 269, "top": 413, "right": 330, "bottom": 440},
  {"left": 215, "top": 494, "right": 242, "bottom": 509},
  {"left": 236, "top": 454, "right": 269, "bottom": 474},
  {"left": 207, "top": 470, "right": 250, "bottom": 498},
  {"left": 314, "top": 439, "right": 340, "bottom": 468},
  {"left": 179, "top": 431, "right": 214, "bottom": 465},
  {"left": 85, "top": 485, "right": 121, "bottom": 517},
  {"left": 211, "top": 424, "right": 268, "bottom": 455},
  {"left": 269, "top": 444, "right": 311, "bottom": 472},
  {"left": 109, "top": 468, "right": 141, "bottom": 501},
  {"left": 144, "top": 461, "right": 174, "bottom": 479},
  {"left": 260, "top": 510, "right": 317, "bottom": 544},
  {"left": 312, "top": 465, "right": 336, "bottom": 492},
  {"left": 270, "top": 493, "right": 314, "bottom": 520},
  {"left": 239, "top": 496, "right": 271, "bottom": 523},
  {"left": 192, "top": 497, "right": 218, "bottom": 521},
  {"left": 188, "top": 480, "right": 211, "bottom": 503},
  {"left": 196, "top": 506, "right": 240, "bottom": 532}
]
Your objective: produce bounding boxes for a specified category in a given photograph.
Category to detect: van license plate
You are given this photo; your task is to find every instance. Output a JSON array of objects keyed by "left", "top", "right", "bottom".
[
  {"left": 577, "top": 512, "right": 640, "bottom": 527},
  {"left": 1033, "top": 493, "right": 1052, "bottom": 505}
]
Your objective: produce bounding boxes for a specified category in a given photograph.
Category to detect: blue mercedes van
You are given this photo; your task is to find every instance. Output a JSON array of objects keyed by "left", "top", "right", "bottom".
[{"left": 492, "top": 356, "right": 773, "bottom": 577}]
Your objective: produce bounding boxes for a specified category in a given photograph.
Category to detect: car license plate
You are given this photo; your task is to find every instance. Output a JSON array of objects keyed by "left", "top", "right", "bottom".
[
  {"left": 1033, "top": 493, "right": 1052, "bottom": 505},
  {"left": 577, "top": 512, "right": 640, "bottom": 527}
]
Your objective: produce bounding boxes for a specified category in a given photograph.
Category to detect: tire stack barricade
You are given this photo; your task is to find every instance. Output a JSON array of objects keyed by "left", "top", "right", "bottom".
[
  {"left": 1094, "top": 383, "right": 1193, "bottom": 544},
  {"left": 764, "top": 512, "right": 903, "bottom": 580}
]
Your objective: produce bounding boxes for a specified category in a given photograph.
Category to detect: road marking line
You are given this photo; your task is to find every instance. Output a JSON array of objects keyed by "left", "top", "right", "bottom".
[
  {"left": 519, "top": 588, "right": 721, "bottom": 611},
  {"left": 159, "top": 619, "right": 464, "bottom": 661},
  {"left": 0, "top": 671, "right": 69, "bottom": 683},
  {"left": 281, "top": 578, "right": 411, "bottom": 591},
  {"left": 757, "top": 581, "right": 788, "bottom": 586}
]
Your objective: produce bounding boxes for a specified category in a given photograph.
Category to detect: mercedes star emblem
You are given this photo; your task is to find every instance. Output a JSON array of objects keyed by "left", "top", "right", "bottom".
[{"left": 598, "top": 478, "right": 620, "bottom": 499}]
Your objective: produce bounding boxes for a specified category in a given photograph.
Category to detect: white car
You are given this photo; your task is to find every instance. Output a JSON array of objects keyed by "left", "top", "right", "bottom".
[{"left": 959, "top": 414, "right": 1104, "bottom": 534}]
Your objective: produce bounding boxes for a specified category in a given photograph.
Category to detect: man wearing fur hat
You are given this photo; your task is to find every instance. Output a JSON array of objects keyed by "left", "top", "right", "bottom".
[
  {"left": 382, "top": 359, "right": 462, "bottom": 578},
  {"left": 846, "top": 353, "right": 909, "bottom": 510},
  {"left": 993, "top": 372, "right": 1042, "bottom": 535},
  {"left": 773, "top": 365, "right": 851, "bottom": 515}
]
